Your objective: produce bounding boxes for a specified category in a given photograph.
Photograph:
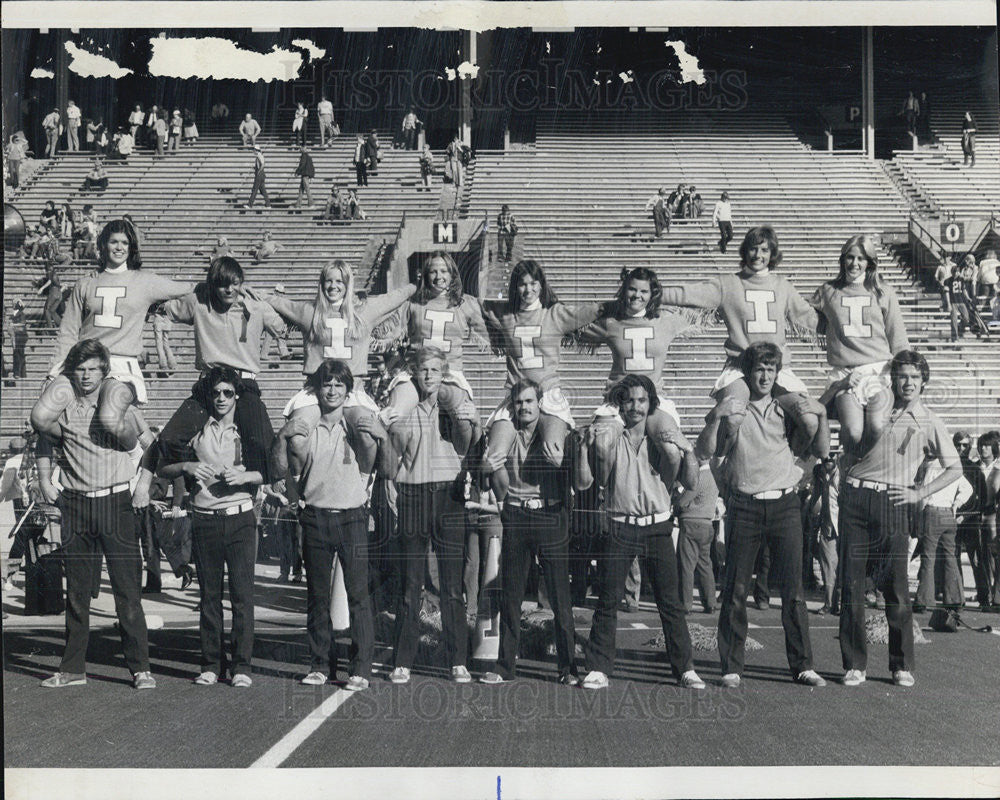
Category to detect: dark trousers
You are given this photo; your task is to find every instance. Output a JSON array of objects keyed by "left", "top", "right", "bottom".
[
  {"left": 980, "top": 514, "right": 999, "bottom": 606},
  {"left": 753, "top": 538, "right": 771, "bottom": 603},
  {"left": 191, "top": 509, "right": 257, "bottom": 676},
  {"left": 652, "top": 205, "right": 670, "bottom": 237},
  {"left": 355, "top": 162, "right": 368, "bottom": 186},
  {"left": 464, "top": 508, "right": 502, "bottom": 618},
  {"left": 248, "top": 171, "right": 270, "bottom": 208},
  {"left": 300, "top": 505, "right": 374, "bottom": 679},
  {"left": 403, "top": 128, "right": 417, "bottom": 150},
  {"left": 59, "top": 490, "right": 149, "bottom": 675},
  {"left": 495, "top": 505, "right": 575, "bottom": 679},
  {"left": 587, "top": 519, "right": 693, "bottom": 678},
  {"left": 393, "top": 482, "right": 467, "bottom": 669},
  {"left": 916, "top": 507, "right": 962, "bottom": 608},
  {"left": 958, "top": 518, "right": 985, "bottom": 602},
  {"left": 142, "top": 509, "right": 192, "bottom": 583},
  {"left": 838, "top": 484, "right": 913, "bottom": 672},
  {"left": 498, "top": 232, "right": 515, "bottom": 262},
  {"left": 718, "top": 220, "right": 733, "bottom": 253},
  {"left": 12, "top": 331, "right": 27, "bottom": 378},
  {"left": 159, "top": 380, "right": 276, "bottom": 483},
  {"left": 718, "top": 492, "right": 813, "bottom": 677},
  {"left": 677, "top": 517, "right": 716, "bottom": 611}
]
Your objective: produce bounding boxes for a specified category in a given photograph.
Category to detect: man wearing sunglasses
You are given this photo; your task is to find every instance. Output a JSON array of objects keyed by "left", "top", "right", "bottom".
[{"left": 158, "top": 367, "right": 266, "bottom": 688}]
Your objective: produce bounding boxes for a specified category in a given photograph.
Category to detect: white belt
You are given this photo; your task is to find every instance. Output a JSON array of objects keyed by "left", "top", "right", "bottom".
[
  {"left": 610, "top": 511, "right": 672, "bottom": 527},
  {"left": 79, "top": 482, "right": 131, "bottom": 498},
  {"left": 846, "top": 476, "right": 890, "bottom": 493},
  {"left": 203, "top": 369, "right": 256, "bottom": 380},
  {"left": 505, "top": 497, "right": 561, "bottom": 510},
  {"left": 734, "top": 486, "right": 796, "bottom": 501},
  {"left": 192, "top": 500, "right": 255, "bottom": 517}
]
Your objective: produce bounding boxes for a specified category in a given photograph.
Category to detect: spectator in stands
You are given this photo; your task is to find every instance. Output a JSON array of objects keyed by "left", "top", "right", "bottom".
[
  {"left": 977, "top": 250, "right": 999, "bottom": 311},
  {"left": 6, "top": 300, "right": 28, "bottom": 378},
  {"left": 401, "top": 108, "right": 422, "bottom": 150},
  {"left": 917, "top": 92, "right": 932, "bottom": 139},
  {"left": 246, "top": 145, "right": 270, "bottom": 209},
  {"left": 82, "top": 157, "right": 108, "bottom": 193},
  {"left": 353, "top": 134, "right": 369, "bottom": 187},
  {"left": 128, "top": 104, "right": 144, "bottom": 139},
  {"left": 152, "top": 303, "right": 178, "bottom": 376},
  {"left": 57, "top": 203, "right": 75, "bottom": 240},
  {"left": 182, "top": 108, "right": 199, "bottom": 144},
  {"left": 711, "top": 192, "right": 734, "bottom": 253},
  {"left": 645, "top": 188, "right": 670, "bottom": 239},
  {"left": 933, "top": 259, "right": 951, "bottom": 311},
  {"left": 240, "top": 113, "right": 261, "bottom": 147},
  {"left": 154, "top": 110, "right": 168, "bottom": 158},
  {"left": 39, "top": 201, "right": 59, "bottom": 235},
  {"left": 961, "top": 260, "right": 990, "bottom": 339},
  {"left": 41, "top": 229, "right": 72, "bottom": 267},
  {"left": 496, "top": 204, "right": 518, "bottom": 262},
  {"left": 111, "top": 127, "right": 134, "bottom": 161},
  {"left": 207, "top": 235, "right": 234, "bottom": 264},
  {"left": 211, "top": 102, "right": 230, "bottom": 121},
  {"left": 901, "top": 91, "right": 919, "bottom": 135},
  {"left": 145, "top": 105, "right": 160, "bottom": 148},
  {"left": 42, "top": 107, "right": 60, "bottom": 158},
  {"left": 418, "top": 144, "right": 434, "bottom": 191},
  {"left": 20, "top": 225, "right": 44, "bottom": 259},
  {"left": 322, "top": 185, "right": 346, "bottom": 221},
  {"left": 292, "top": 102, "right": 308, "bottom": 147},
  {"left": 248, "top": 230, "right": 282, "bottom": 263},
  {"left": 683, "top": 185, "right": 704, "bottom": 218},
  {"left": 346, "top": 189, "right": 367, "bottom": 220},
  {"left": 293, "top": 145, "right": 315, "bottom": 209},
  {"left": 666, "top": 183, "right": 686, "bottom": 218},
  {"left": 6, "top": 131, "right": 28, "bottom": 189},
  {"left": 961, "top": 111, "right": 976, "bottom": 167},
  {"left": 168, "top": 110, "right": 183, "bottom": 152},
  {"left": 316, "top": 96, "right": 336, "bottom": 147},
  {"left": 85, "top": 117, "right": 107, "bottom": 154},
  {"left": 65, "top": 100, "right": 81, "bottom": 151},
  {"left": 72, "top": 209, "right": 98, "bottom": 262},
  {"left": 446, "top": 133, "right": 464, "bottom": 186},
  {"left": 945, "top": 264, "right": 972, "bottom": 341},
  {"left": 366, "top": 130, "right": 382, "bottom": 177}
]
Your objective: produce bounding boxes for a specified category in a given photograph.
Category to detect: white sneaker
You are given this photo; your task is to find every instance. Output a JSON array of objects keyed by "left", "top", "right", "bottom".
[
  {"left": 795, "top": 669, "right": 827, "bottom": 687},
  {"left": 301, "top": 671, "right": 327, "bottom": 686},
  {"left": 451, "top": 665, "right": 472, "bottom": 683},
  {"left": 680, "top": 670, "right": 706, "bottom": 689},
  {"left": 194, "top": 671, "right": 218, "bottom": 685},
  {"left": 892, "top": 670, "right": 915, "bottom": 688},
  {"left": 720, "top": 673, "right": 741, "bottom": 688},
  {"left": 231, "top": 673, "right": 253, "bottom": 688},
  {"left": 842, "top": 669, "right": 866, "bottom": 687},
  {"left": 345, "top": 675, "right": 369, "bottom": 691},
  {"left": 389, "top": 666, "right": 410, "bottom": 684},
  {"left": 582, "top": 670, "right": 609, "bottom": 689}
]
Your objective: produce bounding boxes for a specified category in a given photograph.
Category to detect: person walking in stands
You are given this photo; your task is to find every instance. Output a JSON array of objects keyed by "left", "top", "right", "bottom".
[
  {"left": 294, "top": 145, "right": 315, "bottom": 209},
  {"left": 128, "top": 104, "right": 145, "bottom": 140},
  {"left": 37, "top": 262, "right": 64, "bottom": 327},
  {"left": 660, "top": 225, "right": 824, "bottom": 460},
  {"left": 42, "top": 107, "right": 60, "bottom": 158},
  {"left": 809, "top": 234, "right": 910, "bottom": 451},
  {"left": 6, "top": 131, "right": 28, "bottom": 189},
  {"left": 912, "top": 446, "right": 970, "bottom": 614},
  {"left": 712, "top": 192, "right": 733, "bottom": 253},
  {"left": 7, "top": 300, "right": 28, "bottom": 379},
  {"left": 697, "top": 341, "right": 828, "bottom": 689},
  {"left": 65, "top": 100, "right": 81, "bottom": 151},
  {"left": 838, "top": 350, "right": 961, "bottom": 688},
  {"left": 674, "top": 457, "right": 721, "bottom": 614},
  {"left": 182, "top": 108, "right": 199, "bottom": 144},
  {"left": 33, "top": 339, "right": 154, "bottom": 690},
  {"left": 901, "top": 91, "right": 919, "bottom": 135},
  {"left": 945, "top": 263, "right": 971, "bottom": 341},
  {"left": 353, "top": 134, "right": 369, "bottom": 187},
  {"left": 246, "top": 146, "right": 270, "bottom": 209},
  {"left": 33, "top": 218, "right": 191, "bottom": 451},
  {"left": 157, "top": 367, "right": 268, "bottom": 688},
  {"left": 168, "top": 110, "right": 183, "bottom": 152},
  {"left": 917, "top": 91, "right": 932, "bottom": 139},
  {"left": 401, "top": 108, "right": 421, "bottom": 150},
  {"left": 365, "top": 130, "right": 381, "bottom": 177},
  {"left": 145, "top": 105, "right": 160, "bottom": 149},
  {"left": 386, "top": 346, "right": 473, "bottom": 685},
  {"left": 418, "top": 144, "right": 434, "bottom": 191},
  {"left": 156, "top": 257, "right": 284, "bottom": 491},
  {"left": 316, "top": 96, "right": 335, "bottom": 147},
  {"left": 575, "top": 375, "right": 706, "bottom": 690},
  {"left": 153, "top": 110, "right": 167, "bottom": 158},
  {"left": 278, "top": 359, "right": 394, "bottom": 691},
  {"left": 961, "top": 111, "right": 977, "bottom": 167},
  {"left": 497, "top": 204, "right": 518, "bottom": 263},
  {"left": 446, "top": 133, "right": 465, "bottom": 187},
  {"left": 292, "top": 102, "right": 308, "bottom": 147},
  {"left": 478, "top": 378, "right": 582, "bottom": 687},
  {"left": 240, "top": 113, "right": 261, "bottom": 147}
]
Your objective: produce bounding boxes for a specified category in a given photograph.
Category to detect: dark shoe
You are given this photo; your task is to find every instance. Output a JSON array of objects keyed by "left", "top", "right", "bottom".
[
  {"left": 178, "top": 565, "right": 195, "bottom": 590},
  {"left": 142, "top": 579, "right": 162, "bottom": 594},
  {"left": 622, "top": 601, "right": 639, "bottom": 614},
  {"left": 276, "top": 573, "right": 289, "bottom": 584},
  {"left": 815, "top": 604, "right": 829, "bottom": 616},
  {"left": 754, "top": 598, "right": 769, "bottom": 610},
  {"left": 291, "top": 573, "right": 303, "bottom": 584}
]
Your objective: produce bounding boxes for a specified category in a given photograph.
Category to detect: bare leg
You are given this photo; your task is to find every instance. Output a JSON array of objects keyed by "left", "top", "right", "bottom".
[
  {"left": 286, "top": 404, "right": 322, "bottom": 474},
  {"left": 774, "top": 390, "right": 822, "bottom": 458},
  {"left": 538, "top": 413, "right": 569, "bottom": 467},
  {"left": 31, "top": 375, "right": 78, "bottom": 441},
  {"left": 385, "top": 380, "right": 420, "bottom": 423},
  {"left": 645, "top": 407, "right": 683, "bottom": 488},
  {"left": 712, "top": 380, "right": 750, "bottom": 458},
  {"left": 485, "top": 419, "right": 516, "bottom": 499},
  {"left": 437, "top": 383, "right": 476, "bottom": 457},
  {"left": 835, "top": 392, "right": 865, "bottom": 452},
  {"left": 96, "top": 378, "right": 140, "bottom": 450}
]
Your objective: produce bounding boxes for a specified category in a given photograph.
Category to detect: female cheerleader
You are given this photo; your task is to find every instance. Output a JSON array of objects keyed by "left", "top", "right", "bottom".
[
  {"left": 383, "top": 251, "right": 488, "bottom": 455},
  {"left": 575, "top": 267, "right": 694, "bottom": 486},
  {"left": 482, "top": 259, "right": 602, "bottom": 493},
  {"left": 265, "top": 259, "right": 416, "bottom": 473},
  {"left": 31, "top": 218, "right": 192, "bottom": 449},
  {"left": 809, "top": 234, "right": 909, "bottom": 450},
  {"left": 659, "top": 225, "right": 824, "bottom": 457}
]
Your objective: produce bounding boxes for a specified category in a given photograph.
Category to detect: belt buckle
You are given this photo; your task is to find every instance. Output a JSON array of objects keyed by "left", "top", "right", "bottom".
[{"left": 524, "top": 498, "right": 542, "bottom": 510}]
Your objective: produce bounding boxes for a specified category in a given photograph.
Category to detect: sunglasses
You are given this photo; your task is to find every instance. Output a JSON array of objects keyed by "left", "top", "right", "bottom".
[{"left": 211, "top": 388, "right": 236, "bottom": 399}]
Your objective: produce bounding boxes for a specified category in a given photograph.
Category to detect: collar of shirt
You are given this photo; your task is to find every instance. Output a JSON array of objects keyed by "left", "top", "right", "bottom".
[
  {"left": 316, "top": 415, "right": 347, "bottom": 434},
  {"left": 206, "top": 417, "right": 237, "bottom": 435},
  {"left": 887, "top": 400, "right": 930, "bottom": 427},
  {"left": 747, "top": 396, "right": 781, "bottom": 420}
]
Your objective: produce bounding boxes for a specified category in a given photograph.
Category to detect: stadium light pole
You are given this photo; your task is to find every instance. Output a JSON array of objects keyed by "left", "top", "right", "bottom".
[{"left": 862, "top": 26, "right": 875, "bottom": 160}]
